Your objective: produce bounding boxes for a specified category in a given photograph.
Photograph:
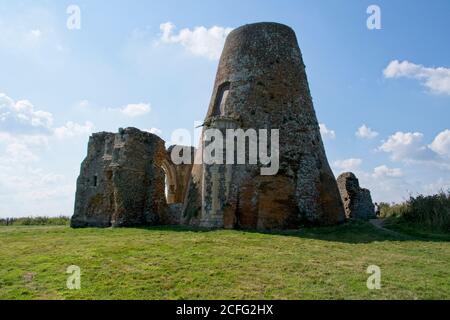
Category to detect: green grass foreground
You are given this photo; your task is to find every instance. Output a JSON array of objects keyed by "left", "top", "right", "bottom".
[{"left": 0, "top": 222, "right": 449, "bottom": 300}]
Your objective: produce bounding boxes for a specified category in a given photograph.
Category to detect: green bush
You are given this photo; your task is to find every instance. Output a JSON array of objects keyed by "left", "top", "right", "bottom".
[
  {"left": 382, "top": 191, "right": 450, "bottom": 233},
  {"left": 380, "top": 202, "right": 410, "bottom": 219},
  {"left": 0, "top": 216, "right": 70, "bottom": 226}
]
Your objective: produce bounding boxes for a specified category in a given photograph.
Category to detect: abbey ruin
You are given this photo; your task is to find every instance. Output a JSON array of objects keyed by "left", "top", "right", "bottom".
[{"left": 71, "top": 22, "right": 375, "bottom": 230}]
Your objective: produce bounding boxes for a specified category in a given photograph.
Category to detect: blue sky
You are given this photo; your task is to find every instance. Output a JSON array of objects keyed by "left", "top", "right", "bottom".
[{"left": 1, "top": 0, "right": 449, "bottom": 217}]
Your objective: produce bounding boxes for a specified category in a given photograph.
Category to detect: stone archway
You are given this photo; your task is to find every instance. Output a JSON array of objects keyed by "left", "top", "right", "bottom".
[
  {"left": 161, "top": 159, "right": 178, "bottom": 204},
  {"left": 161, "top": 145, "right": 195, "bottom": 205}
]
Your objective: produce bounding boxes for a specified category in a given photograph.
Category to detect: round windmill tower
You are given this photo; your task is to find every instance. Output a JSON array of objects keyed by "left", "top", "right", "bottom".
[{"left": 183, "top": 22, "right": 345, "bottom": 229}]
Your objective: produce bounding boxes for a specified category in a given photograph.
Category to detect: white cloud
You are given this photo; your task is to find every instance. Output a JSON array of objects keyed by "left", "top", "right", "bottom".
[
  {"left": 0, "top": 24, "right": 42, "bottom": 51},
  {"left": 0, "top": 93, "right": 54, "bottom": 131},
  {"left": 372, "top": 165, "right": 403, "bottom": 179},
  {"left": 54, "top": 121, "right": 94, "bottom": 140},
  {"left": 120, "top": 103, "right": 151, "bottom": 117},
  {"left": 379, "top": 131, "right": 429, "bottom": 161},
  {"left": 0, "top": 159, "right": 72, "bottom": 216},
  {"left": 319, "top": 123, "right": 336, "bottom": 140},
  {"left": 429, "top": 129, "right": 450, "bottom": 157},
  {"left": 356, "top": 124, "right": 379, "bottom": 139},
  {"left": 0, "top": 131, "right": 49, "bottom": 147},
  {"left": 0, "top": 133, "right": 48, "bottom": 167},
  {"left": 0, "top": 92, "right": 93, "bottom": 217},
  {"left": 384, "top": 60, "right": 450, "bottom": 95},
  {"left": 4, "top": 143, "right": 39, "bottom": 163},
  {"left": 333, "top": 158, "right": 362, "bottom": 172},
  {"left": 423, "top": 178, "right": 450, "bottom": 195},
  {"left": 1, "top": 92, "right": 94, "bottom": 142},
  {"left": 145, "top": 128, "right": 162, "bottom": 136},
  {"left": 330, "top": 161, "right": 409, "bottom": 203},
  {"left": 77, "top": 100, "right": 90, "bottom": 108},
  {"left": 159, "top": 22, "right": 233, "bottom": 60},
  {"left": 30, "top": 29, "right": 42, "bottom": 38}
]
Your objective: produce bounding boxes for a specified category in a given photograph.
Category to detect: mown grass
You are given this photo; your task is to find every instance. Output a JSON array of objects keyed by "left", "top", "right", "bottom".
[{"left": 0, "top": 222, "right": 449, "bottom": 300}]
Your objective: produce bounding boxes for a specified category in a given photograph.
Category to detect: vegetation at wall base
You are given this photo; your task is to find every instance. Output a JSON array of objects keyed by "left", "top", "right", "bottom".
[
  {"left": 0, "top": 216, "right": 70, "bottom": 226},
  {"left": 380, "top": 191, "right": 450, "bottom": 239}
]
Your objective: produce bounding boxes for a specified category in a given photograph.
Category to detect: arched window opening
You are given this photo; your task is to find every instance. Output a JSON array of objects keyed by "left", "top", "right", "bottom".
[{"left": 213, "top": 82, "right": 230, "bottom": 116}]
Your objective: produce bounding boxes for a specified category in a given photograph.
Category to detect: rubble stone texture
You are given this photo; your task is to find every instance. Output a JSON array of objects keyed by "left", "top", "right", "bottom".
[
  {"left": 72, "top": 22, "right": 361, "bottom": 230},
  {"left": 71, "top": 128, "right": 191, "bottom": 228},
  {"left": 337, "top": 172, "right": 376, "bottom": 220},
  {"left": 183, "top": 22, "right": 346, "bottom": 229}
]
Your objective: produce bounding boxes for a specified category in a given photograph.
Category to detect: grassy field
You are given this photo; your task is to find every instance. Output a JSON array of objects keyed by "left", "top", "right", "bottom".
[{"left": 0, "top": 222, "right": 449, "bottom": 300}]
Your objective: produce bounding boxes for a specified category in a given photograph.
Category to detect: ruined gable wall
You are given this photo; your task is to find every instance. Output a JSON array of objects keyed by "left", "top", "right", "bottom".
[
  {"left": 71, "top": 128, "right": 168, "bottom": 228},
  {"left": 72, "top": 132, "right": 116, "bottom": 228},
  {"left": 109, "top": 128, "right": 167, "bottom": 227},
  {"left": 337, "top": 172, "right": 376, "bottom": 220}
]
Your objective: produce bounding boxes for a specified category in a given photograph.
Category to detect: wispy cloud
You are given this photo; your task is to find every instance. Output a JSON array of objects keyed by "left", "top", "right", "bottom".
[
  {"left": 0, "top": 93, "right": 53, "bottom": 133},
  {"left": 378, "top": 131, "right": 430, "bottom": 162},
  {"left": 319, "top": 123, "right": 336, "bottom": 140},
  {"left": 159, "top": 22, "right": 233, "bottom": 60},
  {"left": 333, "top": 158, "right": 362, "bottom": 172},
  {"left": 377, "top": 130, "right": 450, "bottom": 171},
  {"left": 429, "top": 129, "right": 450, "bottom": 157},
  {"left": 356, "top": 124, "right": 379, "bottom": 139},
  {"left": 120, "top": 103, "right": 151, "bottom": 117},
  {"left": 372, "top": 165, "right": 403, "bottom": 178},
  {"left": 384, "top": 60, "right": 450, "bottom": 95},
  {"left": 54, "top": 121, "right": 94, "bottom": 140}
]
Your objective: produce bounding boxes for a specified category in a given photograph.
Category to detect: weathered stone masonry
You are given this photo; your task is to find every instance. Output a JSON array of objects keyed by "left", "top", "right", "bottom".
[
  {"left": 71, "top": 128, "right": 192, "bottom": 228},
  {"left": 183, "top": 22, "right": 346, "bottom": 229},
  {"left": 72, "top": 22, "right": 375, "bottom": 229},
  {"left": 337, "top": 172, "right": 376, "bottom": 220}
]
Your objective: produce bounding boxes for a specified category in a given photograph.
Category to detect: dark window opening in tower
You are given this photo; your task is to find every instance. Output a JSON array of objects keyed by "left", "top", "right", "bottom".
[
  {"left": 213, "top": 82, "right": 230, "bottom": 116},
  {"left": 93, "top": 175, "right": 98, "bottom": 187}
]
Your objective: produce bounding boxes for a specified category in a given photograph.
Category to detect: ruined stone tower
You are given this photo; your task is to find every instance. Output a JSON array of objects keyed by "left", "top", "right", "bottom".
[
  {"left": 183, "top": 22, "right": 346, "bottom": 229},
  {"left": 71, "top": 128, "right": 168, "bottom": 228},
  {"left": 72, "top": 127, "right": 195, "bottom": 228},
  {"left": 337, "top": 172, "right": 376, "bottom": 220}
]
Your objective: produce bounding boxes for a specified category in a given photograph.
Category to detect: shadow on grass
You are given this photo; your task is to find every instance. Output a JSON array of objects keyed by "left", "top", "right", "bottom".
[
  {"left": 136, "top": 221, "right": 449, "bottom": 244},
  {"left": 383, "top": 220, "right": 450, "bottom": 242}
]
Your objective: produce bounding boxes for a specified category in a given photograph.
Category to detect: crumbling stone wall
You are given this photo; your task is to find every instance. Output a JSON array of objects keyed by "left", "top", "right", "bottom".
[
  {"left": 183, "top": 22, "right": 346, "bottom": 229},
  {"left": 337, "top": 172, "right": 375, "bottom": 220},
  {"left": 71, "top": 128, "right": 168, "bottom": 228},
  {"left": 72, "top": 22, "right": 373, "bottom": 231}
]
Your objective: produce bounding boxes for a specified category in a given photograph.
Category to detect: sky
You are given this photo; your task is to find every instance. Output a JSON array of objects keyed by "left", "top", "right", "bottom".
[{"left": 0, "top": 0, "right": 449, "bottom": 217}]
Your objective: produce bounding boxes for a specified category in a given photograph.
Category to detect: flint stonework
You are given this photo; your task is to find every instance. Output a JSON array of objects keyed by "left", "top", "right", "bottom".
[
  {"left": 72, "top": 22, "right": 366, "bottom": 230},
  {"left": 337, "top": 172, "right": 376, "bottom": 220},
  {"left": 183, "top": 22, "right": 346, "bottom": 229},
  {"left": 71, "top": 128, "right": 194, "bottom": 228}
]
